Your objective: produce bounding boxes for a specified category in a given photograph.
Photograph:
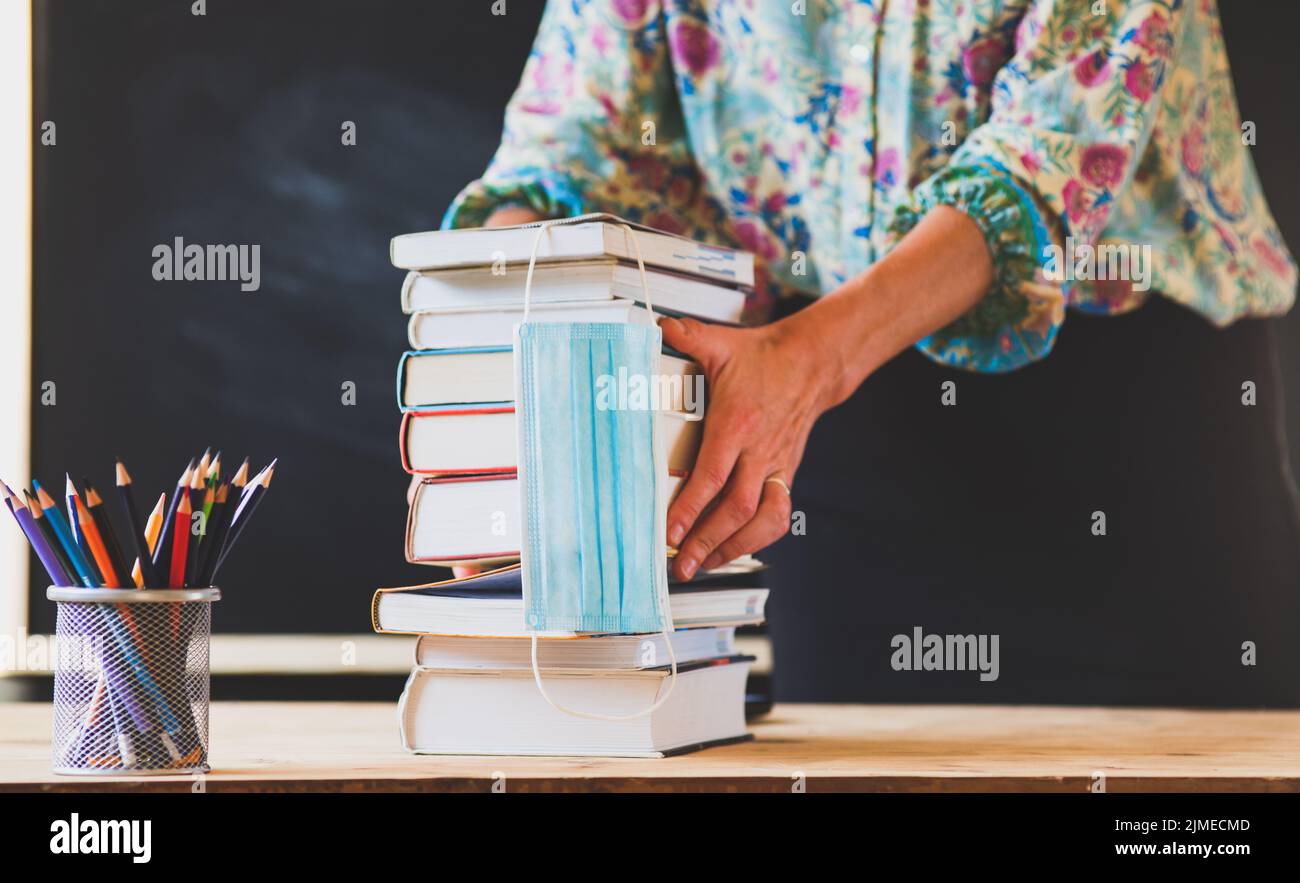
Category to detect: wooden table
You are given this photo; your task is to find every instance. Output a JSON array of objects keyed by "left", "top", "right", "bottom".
[{"left": 2, "top": 702, "right": 1298, "bottom": 792}]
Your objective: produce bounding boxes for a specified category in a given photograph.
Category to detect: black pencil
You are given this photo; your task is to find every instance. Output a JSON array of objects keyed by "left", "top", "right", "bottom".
[
  {"left": 187, "top": 481, "right": 214, "bottom": 588},
  {"left": 184, "top": 464, "right": 208, "bottom": 587},
  {"left": 195, "top": 482, "right": 230, "bottom": 587},
  {"left": 212, "top": 460, "right": 274, "bottom": 580},
  {"left": 83, "top": 480, "right": 131, "bottom": 587},
  {"left": 114, "top": 459, "right": 161, "bottom": 588},
  {"left": 151, "top": 460, "right": 194, "bottom": 574}
]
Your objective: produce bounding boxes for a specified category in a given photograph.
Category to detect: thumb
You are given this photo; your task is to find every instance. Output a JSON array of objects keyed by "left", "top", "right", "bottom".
[{"left": 659, "top": 316, "right": 729, "bottom": 372}]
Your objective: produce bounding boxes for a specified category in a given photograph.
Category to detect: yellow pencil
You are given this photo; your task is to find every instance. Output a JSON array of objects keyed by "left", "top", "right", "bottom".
[{"left": 143, "top": 492, "right": 166, "bottom": 556}]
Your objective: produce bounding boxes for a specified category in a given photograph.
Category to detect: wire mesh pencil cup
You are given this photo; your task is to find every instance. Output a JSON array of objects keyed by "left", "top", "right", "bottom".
[{"left": 47, "top": 587, "right": 220, "bottom": 775}]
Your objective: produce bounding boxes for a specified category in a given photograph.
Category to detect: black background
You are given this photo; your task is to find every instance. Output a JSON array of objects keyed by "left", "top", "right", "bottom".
[{"left": 29, "top": 0, "right": 1300, "bottom": 635}]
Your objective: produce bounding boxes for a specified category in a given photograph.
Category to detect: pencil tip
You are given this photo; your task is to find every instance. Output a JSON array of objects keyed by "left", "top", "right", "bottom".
[
  {"left": 115, "top": 460, "right": 130, "bottom": 485},
  {"left": 34, "top": 484, "right": 55, "bottom": 508}
]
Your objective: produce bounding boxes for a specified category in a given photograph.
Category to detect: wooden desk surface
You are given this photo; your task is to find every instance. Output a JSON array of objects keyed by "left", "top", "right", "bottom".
[{"left": 2, "top": 702, "right": 1298, "bottom": 792}]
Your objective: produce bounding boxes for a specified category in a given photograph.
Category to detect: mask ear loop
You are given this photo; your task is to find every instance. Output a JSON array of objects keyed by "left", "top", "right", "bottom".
[
  {"left": 520, "top": 221, "right": 553, "bottom": 323},
  {"left": 523, "top": 221, "right": 679, "bottom": 721}
]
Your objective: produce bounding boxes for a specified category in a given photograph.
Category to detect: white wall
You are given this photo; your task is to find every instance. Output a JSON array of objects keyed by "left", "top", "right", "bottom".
[{"left": 0, "top": 2, "right": 33, "bottom": 655}]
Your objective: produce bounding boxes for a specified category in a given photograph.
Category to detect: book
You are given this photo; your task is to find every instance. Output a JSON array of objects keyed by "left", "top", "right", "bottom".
[
  {"left": 390, "top": 213, "right": 755, "bottom": 288},
  {"left": 372, "top": 563, "right": 769, "bottom": 636},
  {"left": 403, "top": 262, "right": 746, "bottom": 329},
  {"left": 397, "top": 658, "right": 754, "bottom": 757},
  {"left": 397, "top": 347, "right": 703, "bottom": 412},
  {"left": 405, "top": 472, "right": 689, "bottom": 564},
  {"left": 414, "top": 627, "right": 737, "bottom": 670},
  {"left": 408, "top": 298, "right": 645, "bottom": 350},
  {"left": 400, "top": 407, "right": 702, "bottom": 476}
]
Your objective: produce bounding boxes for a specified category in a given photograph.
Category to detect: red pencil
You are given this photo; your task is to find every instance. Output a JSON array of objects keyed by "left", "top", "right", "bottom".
[{"left": 168, "top": 491, "right": 191, "bottom": 589}]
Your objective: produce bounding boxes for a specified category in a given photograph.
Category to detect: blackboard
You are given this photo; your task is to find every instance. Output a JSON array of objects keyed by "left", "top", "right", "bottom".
[{"left": 30, "top": 0, "right": 547, "bottom": 633}]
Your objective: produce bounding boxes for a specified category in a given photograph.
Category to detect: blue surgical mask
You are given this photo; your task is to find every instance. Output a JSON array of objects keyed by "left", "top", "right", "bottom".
[{"left": 513, "top": 221, "right": 677, "bottom": 719}]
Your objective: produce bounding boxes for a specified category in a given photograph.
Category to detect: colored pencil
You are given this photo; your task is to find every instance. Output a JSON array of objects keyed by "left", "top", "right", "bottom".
[
  {"left": 183, "top": 464, "right": 206, "bottom": 587},
  {"left": 33, "top": 481, "right": 96, "bottom": 588},
  {"left": 195, "top": 482, "right": 230, "bottom": 587},
  {"left": 185, "top": 482, "right": 212, "bottom": 588},
  {"left": 168, "top": 490, "right": 191, "bottom": 590},
  {"left": 25, "top": 490, "right": 77, "bottom": 584},
  {"left": 84, "top": 481, "right": 131, "bottom": 588},
  {"left": 3, "top": 483, "right": 73, "bottom": 586},
  {"left": 206, "top": 451, "right": 222, "bottom": 490},
  {"left": 115, "top": 460, "right": 162, "bottom": 588},
  {"left": 70, "top": 476, "right": 123, "bottom": 587},
  {"left": 143, "top": 492, "right": 166, "bottom": 556},
  {"left": 213, "top": 460, "right": 274, "bottom": 579},
  {"left": 151, "top": 460, "right": 193, "bottom": 574},
  {"left": 65, "top": 476, "right": 106, "bottom": 586},
  {"left": 189, "top": 459, "right": 205, "bottom": 504},
  {"left": 130, "top": 558, "right": 144, "bottom": 588}
]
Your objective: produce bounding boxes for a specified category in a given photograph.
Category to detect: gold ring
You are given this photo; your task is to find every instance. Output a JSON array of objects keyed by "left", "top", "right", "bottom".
[{"left": 764, "top": 476, "right": 792, "bottom": 495}]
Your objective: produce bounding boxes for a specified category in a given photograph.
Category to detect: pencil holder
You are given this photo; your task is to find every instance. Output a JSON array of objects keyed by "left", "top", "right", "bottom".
[{"left": 47, "top": 587, "right": 220, "bottom": 776}]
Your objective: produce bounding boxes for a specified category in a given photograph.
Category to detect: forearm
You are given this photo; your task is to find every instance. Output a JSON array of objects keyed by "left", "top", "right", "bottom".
[{"left": 784, "top": 206, "right": 994, "bottom": 411}]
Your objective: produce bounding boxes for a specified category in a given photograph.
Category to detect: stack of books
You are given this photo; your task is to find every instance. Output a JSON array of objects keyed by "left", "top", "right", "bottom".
[{"left": 372, "top": 214, "right": 770, "bottom": 757}]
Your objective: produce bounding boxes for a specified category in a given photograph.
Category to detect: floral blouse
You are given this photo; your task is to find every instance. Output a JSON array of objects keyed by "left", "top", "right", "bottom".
[{"left": 444, "top": 0, "right": 1296, "bottom": 372}]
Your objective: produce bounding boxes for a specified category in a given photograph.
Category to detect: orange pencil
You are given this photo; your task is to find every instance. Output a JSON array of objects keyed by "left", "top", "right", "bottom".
[
  {"left": 168, "top": 491, "right": 191, "bottom": 589},
  {"left": 130, "top": 558, "right": 144, "bottom": 588},
  {"left": 69, "top": 477, "right": 121, "bottom": 587}
]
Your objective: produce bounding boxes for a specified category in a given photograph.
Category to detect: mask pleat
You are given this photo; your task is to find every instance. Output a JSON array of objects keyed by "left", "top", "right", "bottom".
[{"left": 607, "top": 336, "right": 626, "bottom": 625}]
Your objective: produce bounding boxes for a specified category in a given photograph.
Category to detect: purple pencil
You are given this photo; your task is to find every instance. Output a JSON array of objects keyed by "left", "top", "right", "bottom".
[{"left": 4, "top": 483, "right": 73, "bottom": 586}]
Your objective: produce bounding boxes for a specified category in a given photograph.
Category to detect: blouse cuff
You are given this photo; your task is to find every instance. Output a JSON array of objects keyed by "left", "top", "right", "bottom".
[
  {"left": 888, "top": 161, "right": 1061, "bottom": 373},
  {"left": 441, "top": 168, "right": 587, "bottom": 230}
]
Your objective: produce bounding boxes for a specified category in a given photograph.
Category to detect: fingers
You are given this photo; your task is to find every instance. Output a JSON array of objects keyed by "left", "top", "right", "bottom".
[
  {"left": 484, "top": 206, "right": 546, "bottom": 227},
  {"left": 699, "top": 479, "right": 793, "bottom": 572},
  {"left": 673, "top": 455, "right": 768, "bottom": 581},
  {"left": 668, "top": 423, "right": 741, "bottom": 551},
  {"left": 658, "top": 316, "right": 730, "bottom": 374}
]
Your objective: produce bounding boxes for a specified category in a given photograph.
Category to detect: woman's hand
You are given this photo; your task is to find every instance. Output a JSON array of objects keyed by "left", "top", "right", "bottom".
[
  {"left": 660, "top": 206, "right": 995, "bottom": 579},
  {"left": 660, "top": 313, "right": 843, "bottom": 580}
]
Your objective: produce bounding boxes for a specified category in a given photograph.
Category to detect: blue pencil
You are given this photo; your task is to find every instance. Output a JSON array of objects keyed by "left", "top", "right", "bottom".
[
  {"left": 32, "top": 480, "right": 97, "bottom": 588},
  {"left": 64, "top": 475, "right": 105, "bottom": 585}
]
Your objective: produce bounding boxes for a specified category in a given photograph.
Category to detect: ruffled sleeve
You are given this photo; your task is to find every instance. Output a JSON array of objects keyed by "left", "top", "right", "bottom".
[
  {"left": 889, "top": 0, "right": 1187, "bottom": 372},
  {"left": 442, "top": 1, "right": 698, "bottom": 233}
]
